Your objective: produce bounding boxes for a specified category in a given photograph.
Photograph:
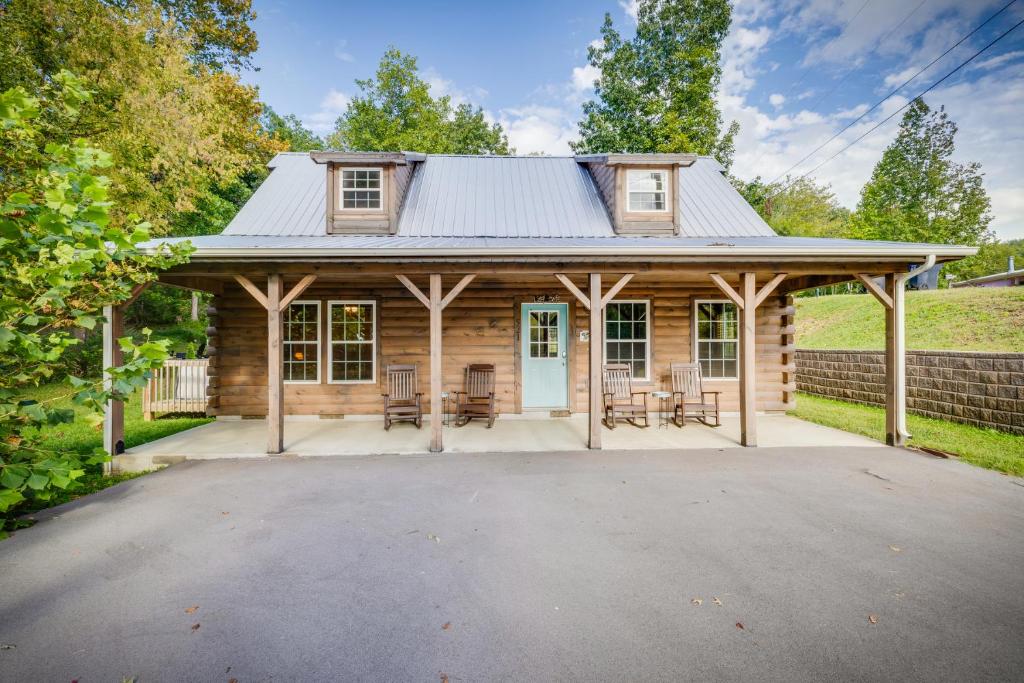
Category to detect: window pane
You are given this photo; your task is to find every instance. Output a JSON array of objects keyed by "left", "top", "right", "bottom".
[{"left": 330, "top": 303, "right": 375, "bottom": 382}]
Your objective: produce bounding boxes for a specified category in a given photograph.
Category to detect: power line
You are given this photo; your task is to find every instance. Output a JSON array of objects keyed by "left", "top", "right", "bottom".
[
  {"left": 799, "top": 0, "right": 928, "bottom": 117},
  {"left": 768, "top": 15, "right": 1024, "bottom": 198},
  {"left": 765, "top": 0, "right": 1019, "bottom": 186}
]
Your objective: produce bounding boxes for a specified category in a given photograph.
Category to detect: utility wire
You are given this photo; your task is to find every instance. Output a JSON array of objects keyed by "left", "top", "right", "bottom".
[
  {"left": 768, "top": 15, "right": 1024, "bottom": 198},
  {"left": 765, "top": 0, "right": 1019, "bottom": 186},
  {"left": 799, "top": 0, "right": 928, "bottom": 117}
]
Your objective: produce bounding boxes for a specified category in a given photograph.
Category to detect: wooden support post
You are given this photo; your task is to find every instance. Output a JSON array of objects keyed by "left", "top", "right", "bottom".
[
  {"left": 429, "top": 273, "right": 443, "bottom": 452},
  {"left": 738, "top": 273, "right": 757, "bottom": 447},
  {"left": 884, "top": 273, "right": 906, "bottom": 447},
  {"left": 589, "top": 273, "right": 602, "bottom": 449},
  {"left": 267, "top": 274, "right": 284, "bottom": 454},
  {"left": 102, "top": 304, "right": 125, "bottom": 468}
]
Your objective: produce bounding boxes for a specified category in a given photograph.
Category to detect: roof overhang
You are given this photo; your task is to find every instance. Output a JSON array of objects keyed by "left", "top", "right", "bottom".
[
  {"left": 309, "top": 151, "right": 426, "bottom": 165},
  {"left": 574, "top": 153, "right": 698, "bottom": 166}
]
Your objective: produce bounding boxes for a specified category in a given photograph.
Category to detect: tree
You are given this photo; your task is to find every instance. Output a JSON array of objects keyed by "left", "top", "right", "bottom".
[
  {"left": 852, "top": 98, "right": 993, "bottom": 245},
  {"left": 328, "top": 49, "right": 512, "bottom": 154},
  {"left": 0, "top": 0, "right": 282, "bottom": 234},
  {"left": 262, "top": 106, "right": 324, "bottom": 152},
  {"left": 571, "top": 0, "right": 738, "bottom": 169},
  {"left": 735, "top": 176, "right": 852, "bottom": 238},
  {"left": 0, "top": 74, "right": 191, "bottom": 530}
]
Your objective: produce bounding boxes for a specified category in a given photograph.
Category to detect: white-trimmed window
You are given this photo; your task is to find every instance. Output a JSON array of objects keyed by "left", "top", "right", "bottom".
[
  {"left": 329, "top": 301, "right": 376, "bottom": 383},
  {"left": 626, "top": 169, "right": 669, "bottom": 212},
  {"left": 605, "top": 300, "right": 650, "bottom": 381},
  {"left": 283, "top": 301, "right": 320, "bottom": 383},
  {"left": 695, "top": 300, "right": 738, "bottom": 379},
  {"left": 340, "top": 168, "right": 382, "bottom": 210}
]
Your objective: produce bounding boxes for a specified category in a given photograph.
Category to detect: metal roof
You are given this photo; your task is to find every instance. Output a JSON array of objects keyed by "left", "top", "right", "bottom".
[
  {"left": 396, "top": 155, "right": 613, "bottom": 238},
  {"left": 677, "top": 159, "right": 775, "bottom": 238},
  {"left": 139, "top": 234, "right": 976, "bottom": 260},
  {"left": 221, "top": 152, "right": 775, "bottom": 239}
]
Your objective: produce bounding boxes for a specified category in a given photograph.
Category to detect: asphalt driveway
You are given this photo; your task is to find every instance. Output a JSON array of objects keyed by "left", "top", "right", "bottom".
[{"left": 2, "top": 446, "right": 1023, "bottom": 681}]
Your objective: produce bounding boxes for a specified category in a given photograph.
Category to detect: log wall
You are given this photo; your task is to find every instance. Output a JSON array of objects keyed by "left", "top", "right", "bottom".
[{"left": 211, "top": 277, "right": 793, "bottom": 417}]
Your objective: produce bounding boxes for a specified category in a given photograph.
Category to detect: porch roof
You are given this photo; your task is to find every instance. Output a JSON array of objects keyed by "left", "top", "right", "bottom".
[{"left": 138, "top": 233, "right": 976, "bottom": 261}]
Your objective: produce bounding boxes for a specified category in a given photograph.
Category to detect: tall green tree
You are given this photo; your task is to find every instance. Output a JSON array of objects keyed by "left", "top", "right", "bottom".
[
  {"left": 735, "top": 176, "right": 851, "bottom": 238},
  {"left": 262, "top": 106, "right": 324, "bottom": 152},
  {"left": 0, "top": 0, "right": 282, "bottom": 235},
  {"left": 852, "top": 98, "right": 993, "bottom": 245},
  {"left": 571, "top": 0, "right": 738, "bottom": 169},
  {"left": 0, "top": 75, "right": 191, "bottom": 529},
  {"left": 328, "top": 49, "right": 512, "bottom": 154}
]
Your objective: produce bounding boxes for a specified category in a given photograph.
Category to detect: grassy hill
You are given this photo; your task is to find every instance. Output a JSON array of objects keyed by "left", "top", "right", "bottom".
[{"left": 795, "top": 287, "right": 1024, "bottom": 352}]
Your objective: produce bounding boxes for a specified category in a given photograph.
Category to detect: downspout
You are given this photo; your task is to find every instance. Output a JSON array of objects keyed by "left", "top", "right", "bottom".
[{"left": 892, "top": 254, "right": 937, "bottom": 441}]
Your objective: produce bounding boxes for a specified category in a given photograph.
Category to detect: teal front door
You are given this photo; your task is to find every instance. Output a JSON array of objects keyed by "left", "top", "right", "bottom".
[{"left": 521, "top": 303, "right": 569, "bottom": 409}]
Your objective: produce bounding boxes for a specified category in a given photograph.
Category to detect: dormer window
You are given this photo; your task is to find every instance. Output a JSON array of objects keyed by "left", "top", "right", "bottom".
[
  {"left": 626, "top": 169, "right": 670, "bottom": 212},
  {"left": 341, "top": 168, "right": 382, "bottom": 210}
]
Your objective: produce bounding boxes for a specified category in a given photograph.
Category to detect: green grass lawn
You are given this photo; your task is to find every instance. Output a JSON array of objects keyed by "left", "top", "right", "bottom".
[
  {"left": 795, "top": 287, "right": 1024, "bottom": 351},
  {"left": 6, "top": 383, "right": 212, "bottom": 529},
  {"left": 790, "top": 392, "right": 1024, "bottom": 477}
]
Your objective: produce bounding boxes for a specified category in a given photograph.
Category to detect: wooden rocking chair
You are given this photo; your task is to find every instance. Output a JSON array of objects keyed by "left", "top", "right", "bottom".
[
  {"left": 454, "top": 363, "right": 496, "bottom": 427},
  {"left": 670, "top": 362, "right": 721, "bottom": 427},
  {"left": 382, "top": 364, "right": 423, "bottom": 430},
  {"left": 602, "top": 363, "right": 649, "bottom": 429}
]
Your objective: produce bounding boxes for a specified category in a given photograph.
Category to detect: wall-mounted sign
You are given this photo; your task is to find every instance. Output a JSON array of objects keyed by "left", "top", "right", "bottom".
[
  {"left": 579, "top": 330, "right": 590, "bottom": 342},
  {"left": 533, "top": 294, "right": 561, "bottom": 303}
]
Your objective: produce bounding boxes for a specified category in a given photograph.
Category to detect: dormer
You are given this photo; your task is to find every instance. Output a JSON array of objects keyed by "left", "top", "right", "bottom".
[
  {"left": 310, "top": 151, "right": 424, "bottom": 235},
  {"left": 576, "top": 153, "right": 697, "bottom": 236}
]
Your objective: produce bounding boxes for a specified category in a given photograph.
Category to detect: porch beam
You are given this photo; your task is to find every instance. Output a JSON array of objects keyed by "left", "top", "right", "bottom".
[
  {"left": 267, "top": 274, "right": 284, "bottom": 454},
  {"left": 102, "top": 303, "right": 125, "bottom": 468},
  {"left": 440, "top": 274, "right": 476, "bottom": 310},
  {"left": 856, "top": 274, "right": 893, "bottom": 310},
  {"left": 738, "top": 272, "right": 757, "bottom": 447},
  {"left": 233, "top": 274, "right": 269, "bottom": 310},
  {"left": 278, "top": 274, "right": 318, "bottom": 311},
  {"left": 395, "top": 274, "right": 430, "bottom": 309},
  {"left": 753, "top": 273, "right": 787, "bottom": 309},
  {"left": 429, "top": 274, "right": 443, "bottom": 452},
  {"left": 588, "top": 273, "right": 602, "bottom": 449},
  {"left": 709, "top": 273, "right": 745, "bottom": 310},
  {"left": 600, "top": 273, "right": 635, "bottom": 308},
  {"left": 124, "top": 281, "right": 152, "bottom": 307},
  {"left": 555, "top": 274, "right": 590, "bottom": 310}
]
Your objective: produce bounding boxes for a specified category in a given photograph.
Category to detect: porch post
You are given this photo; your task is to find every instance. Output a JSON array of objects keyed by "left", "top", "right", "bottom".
[
  {"left": 102, "top": 304, "right": 125, "bottom": 466},
  {"left": 738, "top": 272, "right": 757, "bottom": 447},
  {"left": 884, "top": 273, "right": 906, "bottom": 447},
  {"left": 267, "top": 274, "right": 284, "bottom": 454},
  {"left": 588, "top": 273, "right": 602, "bottom": 449},
  {"left": 429, "top": 273, "right": 443, "bottom": 452}
]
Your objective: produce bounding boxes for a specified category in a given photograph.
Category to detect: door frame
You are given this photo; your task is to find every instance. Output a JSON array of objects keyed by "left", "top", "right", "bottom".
[{"left": 514, "top": 299, "right": 575, "bottom": 413}]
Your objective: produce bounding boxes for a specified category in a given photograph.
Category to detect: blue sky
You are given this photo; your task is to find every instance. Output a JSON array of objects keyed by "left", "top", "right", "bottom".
[{"left": 246, "top": 0, "right": 1024, "bottom": 239}]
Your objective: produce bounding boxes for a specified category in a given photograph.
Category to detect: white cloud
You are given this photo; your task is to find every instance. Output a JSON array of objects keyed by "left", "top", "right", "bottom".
[
  {"left": 497, "top": 106, "right": 577, "bottom": 155},
  {"left": 883, "top": 65, "right": 920, "bottom": 89},
  {"left": 303, "top": 88, "right": 350, "bottom": 135},
  {"left": 971, "top": 49, "right": 1024, "bottom": 71},
  {"left": 424, "top": 68, "right": 489, "bottom": 108},
  {"left": 333, "top": 39, "right": 354, "bottom": 63},
  {"left": 619, "top": 0, "right": 639, "bottom": 22},
  {"left": 572, "top": 64, "right": 601, "bottom": 93},
  {"left": 769, "top": 93, "right": 786, "bottom": 108}
]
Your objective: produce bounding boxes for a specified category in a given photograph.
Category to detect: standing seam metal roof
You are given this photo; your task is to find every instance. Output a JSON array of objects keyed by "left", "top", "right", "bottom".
[{"left": 221, "top": 152, "right": 775, "bottom": 239}]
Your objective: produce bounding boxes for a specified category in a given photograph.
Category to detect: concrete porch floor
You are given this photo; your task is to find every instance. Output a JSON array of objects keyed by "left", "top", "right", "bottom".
[{"left": 118, "top": 414, "right": 881, "bottom": 471}]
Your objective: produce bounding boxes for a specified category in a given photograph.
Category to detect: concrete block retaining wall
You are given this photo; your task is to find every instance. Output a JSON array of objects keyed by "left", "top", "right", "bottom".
[{"left": 795, "top": 349, "right": 1024, "bottom": 435}]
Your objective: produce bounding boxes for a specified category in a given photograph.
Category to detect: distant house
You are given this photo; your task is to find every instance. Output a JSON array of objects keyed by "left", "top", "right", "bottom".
[
  {"left": 104, "top": 152, "right": 974, "bottom": 456},
  {"left": 951, "top": 257, "right": 1023, "bottom": 288}
]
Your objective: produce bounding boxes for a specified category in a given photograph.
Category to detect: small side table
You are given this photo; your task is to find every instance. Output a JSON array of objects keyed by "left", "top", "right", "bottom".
[
  {"left": 650, "top": 391, "right": 672, "bottom": 428},
  {"left": 441, "top": 391, "right": 451, "bottom": 426}
]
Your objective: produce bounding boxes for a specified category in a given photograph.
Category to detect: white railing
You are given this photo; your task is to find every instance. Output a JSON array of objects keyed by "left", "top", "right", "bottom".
[{"left": 142, "top": 358, "right": 209, "bottom": 420}]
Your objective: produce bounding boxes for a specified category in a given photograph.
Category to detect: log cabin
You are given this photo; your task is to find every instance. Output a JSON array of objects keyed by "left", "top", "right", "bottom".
[{"left": 105, "top": 151, "right": 974, "bottom": 456}]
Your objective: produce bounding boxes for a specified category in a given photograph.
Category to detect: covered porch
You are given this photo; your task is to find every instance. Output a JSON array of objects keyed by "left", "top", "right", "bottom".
[
  {"left": 115, "top": 413, "right": 881, "bottom": 471},
  {"left": 101, "top": 245, "right": 963, "bottom": 464}
]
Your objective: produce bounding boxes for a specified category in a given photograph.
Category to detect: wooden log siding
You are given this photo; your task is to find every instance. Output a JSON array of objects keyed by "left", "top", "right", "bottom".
[{"left": 211, "top": 277, "right": 792, "bottom": 417}]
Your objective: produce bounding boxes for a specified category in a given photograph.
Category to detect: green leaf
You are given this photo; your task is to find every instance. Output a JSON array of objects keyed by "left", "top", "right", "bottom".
[
  {"left": 25, "top": 473, "right": 48, "bottom": 491},
  {"left": 0, "top": 466, "right": 29, "bottom": 489},
  {"left": 0, "top": 488, "right": 25, "bottom": 512}
]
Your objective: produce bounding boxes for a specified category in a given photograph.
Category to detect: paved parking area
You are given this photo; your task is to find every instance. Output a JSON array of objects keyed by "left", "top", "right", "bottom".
[{"left": 1, "top": 446, "right": 1023, "bottom": 681}]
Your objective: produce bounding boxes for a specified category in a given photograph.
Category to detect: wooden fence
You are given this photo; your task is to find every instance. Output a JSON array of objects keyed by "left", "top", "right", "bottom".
[{"left": 142, "top": 358, "right": 209, "bottom": 420}]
